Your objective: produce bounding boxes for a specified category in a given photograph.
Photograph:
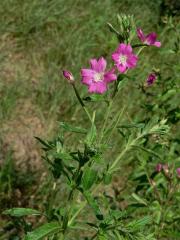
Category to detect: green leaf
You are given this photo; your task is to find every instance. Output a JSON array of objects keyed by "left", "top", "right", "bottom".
[
  {"left": 83, "top": 191, "right": 103, "bottom": 220},
  {"left": 35, "top": 137, "right": 52, "bottom": 149},
  {"left": 86, "top": 123, "right": 97, "bottom": 146},
  {"left": 150, "top": 201, "right": 161, "bottom": 224},
  {"left": 53, "top": 152, "right": 73, "bottom": 162},
  {"left": 117, "top": 79, "right": 127, "bottom": 91},
  {"left": 98, "top": 233, "right": 108, "bottom": 240},
  {"left": 82, "top": 167, "right": 97, "bottom": 190},
  {"left": 127, "top": 216, "right": 152, "bottom": 230},
  {"left": 25, "top": 222, "right": 62, "bottom": 240},
  {"left": 103, "top": 173, "right": 112, "bottom": 185},
  {"left": 166, "top": 231, "right": 180, "bottom": 238},
  {"left": 117, "top": 123, "right": 145, "bottom": 129},
  {"left": 59, "top": 122, "right": 87, "bottom": 134},
  {"left": 132, "top": 145, "right": 162, "bottom": 159},
  {"left": 3, "top": 208, "right": 41, "bottom": 217},
  {"left": 131, "top": 193, "right": 148, "bottom": 206},
  {"left": 83, "top": 94, "right": 106, "bottom": 102},
  {"left": 161, "top": 89, "right": 177, "bottom": 101}
]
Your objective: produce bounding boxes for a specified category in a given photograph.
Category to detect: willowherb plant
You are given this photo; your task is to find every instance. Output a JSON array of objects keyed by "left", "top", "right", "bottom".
[{"left": 3, "top": 14, "right": 180, "bottom": 240}]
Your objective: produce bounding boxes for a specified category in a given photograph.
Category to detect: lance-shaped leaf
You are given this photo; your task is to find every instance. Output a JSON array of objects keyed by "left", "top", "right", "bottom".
[
  {"left": 59, "top": 122, "right": 87, "bottom": 134},
  {"left": 83, "top": 94, "right": 106, "bottom": 102},
  {"left": 3, "top": 208, "right": 42, "bottom": 217},
  {"left": 82, "top": 167, "right": 97, "bottom": 190},
  {"left": 25, "top": 222, "right": 62, "bottom": 240},
  {"left": 132, "top": 193, "right": 148, "bottom": 206},
  {"left": 86, "top": 123, "right": 96, "bottom": 146},
  {"left": 83, "top": 191, "right": 103, "bottom": 220}
]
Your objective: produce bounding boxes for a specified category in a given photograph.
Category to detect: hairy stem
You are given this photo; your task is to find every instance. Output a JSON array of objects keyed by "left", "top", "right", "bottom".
[{"left": 72, "top": 84, "right": 92, "bottom": 123}]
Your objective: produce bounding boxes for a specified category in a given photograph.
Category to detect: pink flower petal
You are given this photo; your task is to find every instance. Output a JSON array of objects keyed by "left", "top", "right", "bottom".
[
  {"left": 104, "top": 69, "right": 117, "bottom": 83},
  {"left": 81, "top": 69, "right": 95, "bottom": 77},
  {"left": 145, "top": 32, "right": 157, "bottom": 45},
  {"left": 96, "top": 57, "right": 107, "bottom": 72},
  {"left": 81, "top": 76, "right": 93, "bottom": 86},
  {"left": 90, "top": 59, "right": 99, "bottom": 71},
  {"left": 117, "top": 64, "right": 127, "bottom": 73},
  {"left": 126, "top": 55, "right": 138, "bottom": 68},
  {"left": 112, "top": 53, "right": 120, "bottom": 62},
  {"left": 88, "top": 82, "right": 107, "bottom": 94},
  {"left": 117, "top": 43, "right": 127, "bottom": 54},
  {"left": 125, "top": 44, "right": 132, "bottom": 54},
  {"left": 154, "top": 41, "right": 161, "bottom": 47},
  {"left": 137, "top": 28, "right": 146, "bottom": 42},
  {"left": 137, "top": 28, "right": 161, "bottom": 48}
]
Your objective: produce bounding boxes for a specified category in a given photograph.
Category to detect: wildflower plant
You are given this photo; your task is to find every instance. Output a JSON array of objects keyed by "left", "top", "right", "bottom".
[{"left": 3, "top": 14, "right": 180, "bottom": 240}]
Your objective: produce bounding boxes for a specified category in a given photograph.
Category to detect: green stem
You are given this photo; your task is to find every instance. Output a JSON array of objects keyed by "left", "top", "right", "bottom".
[
  {"left": 68, "top": 133, "right": 147, "bottom": 227},
  {"left": 105, "top": 106, "right": 125, "bottom": 144},
  {"left": 68, "top": 184, "right": 100, "bottom": 227},
  {"left": 108, "top": 147, "right": 128, "bottom": 174},
  {"left": 83, "top": 106, "right": 92, "bottom": 123},
  {"left": 145, "top": 168, "right": 162, "bottom": 204},
  {"left": 109, "top": 133, "right": 146, "bottom": 173},
  {"left": 62, "top": 185, "right": 77, "bottom": 235},
  {"left": 72, "top": 84, "right": 92, "bottom": 123},
  {"left": 68, "top": 200, "right": 87, "bottom": 226},
  {"left": 132, "top": 43, "right": 148, "bottom": 48},
  {"left": 59, "top": 233, "right": 65, "bottom": 240},
  {"left": 99, "top": 100, "right": 113, "bottom": 144},
  {"left": 137, "top": 46, "right": 146, "bottom": 55}
]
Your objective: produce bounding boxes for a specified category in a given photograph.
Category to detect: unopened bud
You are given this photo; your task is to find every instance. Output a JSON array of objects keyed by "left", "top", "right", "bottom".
[
  {"left": 155, "top": 163, "right": 163, "bottom": 172},
  {"left": 150, "top": 179, "right": 156, "bottom": 187},
  {"left": 176, "top": 168, "right": 180, "bottom": 178},
  {"left": 146, "top": 73, "right": 157, "bottom": 86},
  {"left": 62, "top": 70, "right": 74, "bottom": 84},
  {"left": 163, "top": 164, "right": 169, "bottom": 175}
]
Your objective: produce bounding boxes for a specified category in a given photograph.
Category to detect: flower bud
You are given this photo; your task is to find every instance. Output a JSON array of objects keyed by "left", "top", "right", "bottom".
[
  {"left": 163, "top": 164, "right": 169, "bottom": 175},
  {"left": 62, "top": 70, "right": 74, "bottom": 84},
  {"left": 176, "top": 168, "right": 180, "bottom": 178},
  {"left": 155, "top": 163, "right": 163, "bottom": 172},
  {"left": 146, "top": 73, "right": 157, "bottom": 86}
]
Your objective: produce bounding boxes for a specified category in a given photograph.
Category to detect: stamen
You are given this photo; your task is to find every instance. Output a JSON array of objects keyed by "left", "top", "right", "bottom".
[
  {"left": 119, "top": 55, "right": 127, "bottom": 65},
  {"left": 94, "top": 72, "right": 103, "bottom": 82}
]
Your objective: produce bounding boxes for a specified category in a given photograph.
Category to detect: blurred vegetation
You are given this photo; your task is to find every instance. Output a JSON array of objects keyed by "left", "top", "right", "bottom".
[{"left": 0, "top": 0, "right": 179, "bottom": 239}]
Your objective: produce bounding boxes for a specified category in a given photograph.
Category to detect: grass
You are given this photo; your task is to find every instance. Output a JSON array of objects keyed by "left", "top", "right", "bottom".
[
  {"left": 0, "top": 0, "right": 179, "bottom": 239},
  {"left": 0, "top": 0, "right": 171, "bottom": 128}
]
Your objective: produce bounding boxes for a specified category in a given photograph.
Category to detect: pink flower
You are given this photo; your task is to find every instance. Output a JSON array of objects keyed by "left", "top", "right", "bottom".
[
  {"left": 112, "top": 43, "right": 138, "bottom": 73},
  {"left": 146, "top": 73, "right": 157, "bottom": 86},
  {"left": 81, "top": 57, "right": 117, "bottom": 94},
  {"left": 137, "top": 28, "right": 161, "bottom": 47},
  {"left": 63, "top": 70, "right": 74, "bottom": 83},
  {"left": 176, "top": 168, "right": 180, "bottom": 178},
  {"left": 156, "top": 163, "right": 163, "bottom": 172}
]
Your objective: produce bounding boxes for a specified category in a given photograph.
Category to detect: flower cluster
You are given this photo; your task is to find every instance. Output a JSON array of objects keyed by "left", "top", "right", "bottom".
[
  {"left": 63, "top": 28, "right": 161, "bottom": 94},
  {"left": 156, "top": 163, "right": 180, "bottom": 178}
]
